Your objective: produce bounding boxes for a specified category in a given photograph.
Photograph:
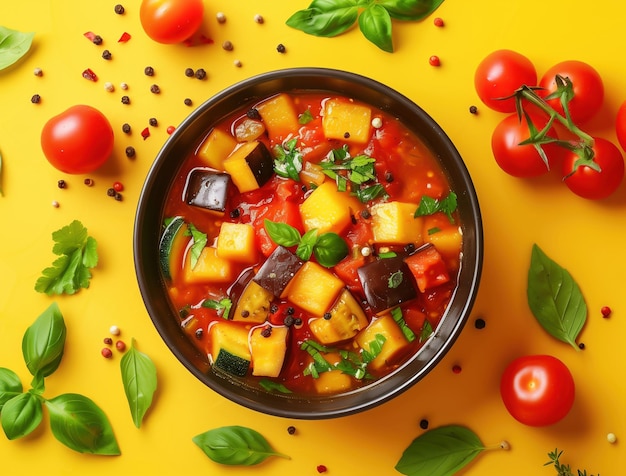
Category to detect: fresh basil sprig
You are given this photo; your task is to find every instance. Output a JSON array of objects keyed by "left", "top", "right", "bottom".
[
  {"left": 0, "top": 26, "right": 34, "bottom": 70},
  {"left": 0, "top": 303, "right": 120, "bottom": 455},
  {"left": 193, "top": 426, "right": 290, "bottom": 465},
  {"left": 527, "top": 244, "right": 587, "bottom": 350},
  {"left": 286, "top": 0, "right": 444, "bottom": 52},
  {"left": 120, "top": 339, "right": 157, "bottom": 428},
  {"left": 414, "top": 192, "right": 458, "bottom": 223}
]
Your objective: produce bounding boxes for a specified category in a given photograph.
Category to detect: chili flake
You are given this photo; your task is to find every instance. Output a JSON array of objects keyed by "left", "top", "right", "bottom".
[
  {"left": 84, "top": 31, "right": 97, "bottom": 42},
  {"left": 141, "top": 127, "right": 151, "bottom": 139},
  {"left": 118, "top": 32, "right": 131, "bottom": 42},
  {"left": 82, "top": 68, "right": 98, "bottom": 81},
  {"left": 316, "top": 465, "right": 327, "bottom": 473}
]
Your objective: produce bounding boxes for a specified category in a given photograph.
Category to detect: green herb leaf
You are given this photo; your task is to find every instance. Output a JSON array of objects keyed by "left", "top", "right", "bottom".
[
  {"left": 0, "top": 368, "right": 23, "bottom": 411},
  {"left": 185, "top": 223, "right": 207, "bottom": 269},
  {"left": 297, "top": 229, "right": 319, "bottom": 261},
  {"left": 419, "top": 320, "right": 433, "bottom": 343},
  {"left": 286, "top": 0, "right": 360, "bottom": 37},
  {"left": 273, "top": 138, "right": 302, "bottom": 181},
  {"left": 390, "top": 307, "right": 416, "bottom": 342},
  {"left": 313, "top": 232, "right": 349, "bottom": 267},
  {"left": 388, "top": 270, "right": 404, "bottom": 288},
  {"left": 414, "top": 192, "right": 457, "bottom": 222},
  {"left": 34, "top": 220, "right": 99, "bottom": 295},
  {"left": 202, "top": 298, "right": 232, "bottom": 319},
  {"left": 395, "top": 425, "right": 485, "bottom": 476},
  {"left": 264, "top": 220, "right": 301, "bottom": 247},
  {"left": 356, "top": 183, "right": 388, "bottom": 203},
  {"left": 379, "top": 0, "right": 445, "bottom": 21},
  {"left": 120, "top": 339, "right": 157, "bottom": 429},
  {"left": 1, "top": 392, "right": 43, "bottom": 440},
  {"left": 359, "top": 4, "right": 393, "bottom": 52},
  {"left": 527, "top": 244, "right": 587, "bottom": 350},
  {"left": 259, "top": 379, "right": 293, "bottom": 393},
  {"left": 0, "top": 26, "right": 34, "bottom": 70},
  {"left": 193, "top": 426, "right": 290, "bottom": 465},
  {"left": 22, "top": 302, "right": 66, "bottom": 378},
  {"left": 45, "top": 393, "right": 120, "bottom": 455},
  {"left": 298, "top": 109, "right": 314, "bottom": 124}
]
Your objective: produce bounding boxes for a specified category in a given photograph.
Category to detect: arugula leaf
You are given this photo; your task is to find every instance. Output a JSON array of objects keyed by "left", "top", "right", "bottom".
[
  {"left": 0, "top": 392, "right": 43, "bottom": 440},
  {"left": 527, "top": 244, "right": 587, "bottom": 350},
  {"left": 193, "top": 426, "right": 290, "bottom": 465},
  {"left": 0, "top": 26, "right": 34, "bottom": 70},
  {"left": 202, "top": 298, "right": 232, "bottom": 319},
  {"left": 35, "top": 220, "right": 98, "bottom": 295},
  {"left": 185, "top": 223, "right": 207, "bottom": 269},
  {"left": 414, "top": 192, "right": 457, "bottom": 223},
  {"left": 120, "top": 339, "right": 157, "bottom": 428},
  {"left": 22, "top": 302, "right": 66, "bottom": 378}
]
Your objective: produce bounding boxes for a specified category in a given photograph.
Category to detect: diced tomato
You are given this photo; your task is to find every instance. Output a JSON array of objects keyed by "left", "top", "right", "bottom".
[
  {"left": 333, "top": 254, "right": 366, "bottom": 295},
  {"left": 344, "top": 220, "right": 374, "bottom": 248},
  {"left": 405, "top": 245, "right": 450, "bottom": 292},
  {"left": 402, "top": 307, "right": 427, "bottom": 332}
]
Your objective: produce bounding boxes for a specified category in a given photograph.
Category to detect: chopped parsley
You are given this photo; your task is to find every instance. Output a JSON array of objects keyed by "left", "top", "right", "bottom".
[
  {"left": 273, "top": 138, "right": 303, "bottom": 181},
  {"left": 388, "top": 270, "right": 403, "bottom": 289},
  {"left": 185, "top": 222, "right": 207, "bottom": 269},
  {"left": 201, "top": 297, "right": 232, "bottom": 319},
  {"left": 298, "top": 109, "right": 314, "bottom": 125},
  {"left": 414, "top": 191, "right": 458, "bottom": 223},
  {"left": 390, "top": 307, "right": 416, "bottom": 342}
]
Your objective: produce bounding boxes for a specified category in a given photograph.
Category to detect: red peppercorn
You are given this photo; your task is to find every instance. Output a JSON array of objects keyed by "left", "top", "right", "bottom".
[
  {"left": 101, "top": 348, "right": 113, "bottom": 358},
  {"left": 115, "top": 340, "right": 126, "bottom": 352},
  {"left": 82, "top": 68, "right": 98, "bottom": 81},
  {"left": 113, "top": 181, "right": 124, "bottom": 192},
  {"left": 429, "top": 55, "right": 441, "bottom": 67},
  {"left": 601, "top": 306, "right": 612, "bottom": 318},
  {"left": 167, "top": 125, "right": 176, "bottom": 134},
  {"left": 452, "top": 364, "right": 462, "bottom": 374},
  {"left": 433, "top": 17, "right": 444, "bottom": 27},
  {"left": 103, "top": 337, "right": 113, "bottom": 345},
  {"left": 316, "top": 465, "right": 327, "bottom": 473}
]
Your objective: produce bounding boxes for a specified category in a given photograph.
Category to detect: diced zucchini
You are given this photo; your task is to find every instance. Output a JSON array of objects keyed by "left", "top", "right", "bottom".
[
  {"left": 299, "top": 181, "right": 361, "bottom": 235},
  {"left": 356, "top": 314, "right": 409, "bottom": 371},
  {"left": 235, "top": 118, "right": 266, "bottom": 142},
  {"left": 285, "top": 261, "right": 344, "bottom": 315},
  {"left": 210, "top": 322, "right": 252, "bottom": 377},
  {"left": 159, "top": 216, "right": 188, "bottom": 281},
  {"left": 312, "top": 353, "right": 352, "bottom": 394},
  {"left": 322, "top": 98, "right": 372, "bottom": 144},
  {"left": 309, "top": 289, "right": 369, "bottom": 345},
  {"left": 182, "top": 247, "right": 234, "bottom": 284},
  {"left": 216, "top": 222, "right": 257, "bottom": 264},
  {"left": 370, "top": 201, "right": 423, "bottom": 244},
  {"left": 250, "top": 325, "right": 289, "bottom": 377},
  {"left": 197, "top": 128, "right": 238, "bottom": 170},
  {"left": 357, "top": 256, "right": 417, "bottom": 314},
  {"left": 223, "top": 141, "right": 274, "bottom": 193},
  {"left": 253, "top": 246, "right": 304, "bottom": 297},
  {"left": 255, "top": 93, "right": 300, "bottom": 141},
  {"left": 232, "top": 280, "right": 274, "bottom": 323},
  {"left": 184, "top": 168, "right": 231, "bottom": 214}
]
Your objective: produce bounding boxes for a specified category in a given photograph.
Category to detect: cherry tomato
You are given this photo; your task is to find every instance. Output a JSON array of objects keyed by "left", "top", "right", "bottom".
[
  {"left": 500, "top": 355, "right": 575, "bottom": 427},
  {"left": 41, "top": 105, "right": 114, "bottom": 174},
  {"left": 140, "top": 0, "right": 204, "bottom": 44},
  {"left": 615, "top": 100, "right": 626, "bottom": 152},
  {"left": 491, "top": 112, "right": 562, "bottom": 177},
  {"left": 562, "top": 137, "right": 624, "bottom": 200},
  {"left": 474, "top": 50, "right": 537, "bottom": 113},
  {"left": 539, "top": 60, "right": 604, "bottom": 124}
]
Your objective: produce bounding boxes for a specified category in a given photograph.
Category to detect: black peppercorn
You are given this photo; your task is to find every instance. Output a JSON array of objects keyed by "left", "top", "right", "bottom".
[
  {"left": 106, "top": 188, "right": 116, "bottom": 197},
  {"left": 474, "top": 318, "right": 486, "bottom": 329},
  {"left": 246, "top": 108, "right": 261, "bottom": 120},
  {"left": 114, "top": 192, "right": 123, "bottom": 201},
  {"left": 195, "top": 328, "right": 203, "bottom": 339},
  {"left": 241, "top": 310, "right": 250, "bottom": 318},
  {"left": 260, "top": 327, "right": 272, "bottom": 338},
  {"left": 150, "top": 84, "right": 160, "bottom": 94},
  {"left": 125, "top": 146, "right": 136, "bottom": 158},
  {"left": 184, "top": 98, "right": 192, "bottom": 106},
  {"left": 385, "top": 171, "right": 394, "bottom": 182},
  {"left": 31, "top": 94, "right": 41, "bottom": 104},
  {"left": 287, "top": 426, "right": 296, "bottom": 435},
  {"left": 343, "top": 131, "right": 350, "bottom": 139},
  {"left": 122, "top": 123, "right": 131, "bottom": 134},
  {"left": 144, "top": 66, "right": 155, "bottom": 76},
  {"left": 84, "top": 178, "right": 94, "bottom": 187},
  {"left": 194, "top": 68, "right": 207, "bottom": 80},
  {"left": 184, "top": 67, "right": 194, "bottom": 77},
  {"left": 276, "top": 43, "right": 286, "bottom": 53},
  {"left": 92, "top": 35, "right": 103, "bottom": 45},
  {"left": 283, "top": 315, "right": 295, "bottom": 327},
  {"left": 149, "top": 117, "right": 158, "bottom": 127},
  {"left": 102, "top": 49, "right": 112, "bottom": 60},
  {"left": 229, "top": 208, "right": 240, "bottom": 218},
  {"left": 323, "top": 312, "right": 332, "bottom": 320},
  {"left": 404, "top": 243, "right": 415, "bottom": 253},
  {"left": 419, "top": 419, "right": 429, "bottom": 430},
  {"left": 57, "top": 180, "right": 67, "bottom": 189},
  {"left": 121, "top": 95, "right": 130, "bottom": 104},
  {"left": 360, "top": 209, "right": 371, "bottom": 219},
  {"left": 286, "top": 307, "right": 295, "bottom": 315},
  {"left": 469, "top": 105, "right": 478, "bottom": 114},
  {"left": 114, "top": 4, "right": 125, "bottom": 14}
]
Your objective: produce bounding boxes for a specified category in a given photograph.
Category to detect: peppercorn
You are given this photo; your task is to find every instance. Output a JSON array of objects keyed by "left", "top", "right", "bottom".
[
  {"left": 115, "top": 340, "right": 126, "bottom": 351},
  {"left": 121, "top": 95, "right": 130, "bottom": 104},
  {"left": 283, "top": 315, "right": 295, "bottom": 327},
  {"left": 286, "top": 307, "right": 295, "bottom": 315},
  {"left": 469, "top": 105, "right": 478, "bottom": 114},
  {"left": 144, "top": 66, "right": 155, "bottom": 76},
  {"left": 31, "top": 94, "right": 41, "bottom": 104},
  {"left": 84, "top": 178, "right": 94, "bottom": 186},
  {"left": 419, "top": 419, "right": 429, "bottom": 429},
  {"left": 167, "top": 125, "right": 176, "bottom": 134},
  {"left": 33, "top": 67, "right": 43, "bottom": 77},
  {"left": 114, "top": 192, "right": 123, "bottom": 201},
  {"left": 360, "top": 209, "right": 371, "bottom": 219},
  {"left": 114, "top": 4, "right": 125, "bottom": 14},
  {"left": 270, "top": 303, "right": 279, "bottom": 314},
  {"left": 276, "top": 43, "right": 286, "bottom": 53},
  {"left": 429, "top": 55, "right": 441, "bottom": 67},
  {"left": 106, "top": 187, "right": 116, "bottom": 197},
  {"left": 323, "top": 312, "right": 332, "bottom": 320},
  {"left": 287, "top": 426, "right": 296, "bottom": 435},
  {"left": 229, "top": 208, "right": 240, "bottom": 218},
  {"left": 474, "top": 317, "right": 486, "bottom": 329},
  {"left": 184, "top": 67, "right": 194, "bottom": 77},
  {"left": 122, "top": 123, "right": 131, "bottom": 134},
  {"left": 51, "top": 200, "right": 60, "bottom": 208},
  {"left": 241, "top": 310, "right": 250, "bottom": 318},
  {"left": 246, "top": 108, "right": 261, "bottom": 120},
  {"left": 578, "top": 342, "right": 586, "bottom": 350},
  {"left": 101, "top": 348, "right": 113, "bottom": 359},
  {"left": 222, "top": 40, "right": 233, "bottom": 51},
  {"left": 150, "top": 84, "right": 160, "bottom": 94},
  {"left": 184, "top": 98, "right": 192, "bottom": 106},
  {"left": 216, "top": 12, "right": 226, "bottom": 23},
  {"left": 294, "top": 317, "right": 302, "bottom": 326},
  {"left": 113, "top": 181, "right": 124, "bottom": 192},
  {"left": 343, "top": 132, "right": 350, "bottom": 139},
  {"left": 452, "top": 364, "right": 462, "bottom": 374},
  {"left": 109, "top": 325, "right": 121, "bottom": 336},
  {"left": 195, "top": 68, "right": 207, "bottom": 80},
  {"left": 385, "top": 171, "right": 394, "bottom": 182},
  {"left": 104, "top": 82, "right": 115, "bottom": 92},
  {"left": 254, "top": 14, "right": 264, "bottom": 24},
  {"left": 260, "top": 327, "right": 272, "bottom": 338},
  {"left": 316, "top": 465, "right": 327, "bottom": 473},
  {"left": 57, "top": 180, "right": 67, "bottom": 189},
  {"left": 125, "top": 146, "right": 135, "bottom": 158},
  {"left": 149, "top": 117, "right": 158, "bottom": 127},
  {"left": 601, "top": 306, "right": 612, "bottom": 318},
  {"left": 102, "top": 49, "right": 112, "bottom": 60},
  {"left": 195, "top": 328, "right": 203, "bottom": 339},
  {"left": 103, "top": 337, "right": 113, "bottom": 345},
  {"left": 233, "top": 59, "right": 242, "bottom": 68},
  {"left": 433, "top": 17, "right": 444, "bottom": 27},
  {"left": 92, "top": 35, "right": 103, "bottom": 45}
]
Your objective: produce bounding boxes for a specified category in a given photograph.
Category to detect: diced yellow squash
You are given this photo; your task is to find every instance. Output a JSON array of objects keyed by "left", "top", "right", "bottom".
[
  {"left": 183, "top": 247, "right": 234, "bottom": 284},
  {"left": 322, "top": 98, "right": 372, "bottom": 144},
  {"left": 284, "top": 261, "right": 344, "bottom": 316},
  {"left": 222, "top": 141, "right": 273, "bottom": 193},
  {"left": 313, "top": 353, "right": 352, "bottom": 394},
  {"left": 300, "top": 161, "right": 326, "bottom": 187},
  {"left": 299, "top": 181, "right": 361, "bottom": 234},
  {"left": 216, "top": 222, "right": 257, "bottom": 263},
  {"left": 235, "top": 118, "right": 266, "bottom": 142},
  {"left": 250, "top": 325, "right": 289, "bottom": 377},
  {"left": 356, "top": 314, "right": 409, "bottom": 371},
  {"left": 209, "top": 321, "right": 251, "bottom": 363},
  {"left": 424, "top": 223, "right": 462, "bottom": 261},
  {"left": 371, "top": 201, "right": 424, "bottom": 245},
  {"left": 309, "top": 289, "right": 369, "bottom": 344},
  {"left": 232, "top": 280, "right": 274, "bottom": 323},
  {"left": 197, "top": 128, "right": 238, "bottom": 170},
  {"left": 256, "top": 93, "right": 300, "bottom": 141}
]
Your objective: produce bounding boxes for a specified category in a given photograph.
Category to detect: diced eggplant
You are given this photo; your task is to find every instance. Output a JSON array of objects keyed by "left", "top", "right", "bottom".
[
  {"left": 357, "top": 256, "right": 417, "bottom": 314},
  {"left": 222, "top": 141, "right": 274, "bottom": 193},
  {"left": 253, "top": 246, "right": 304, "bottom": 297},
  {"left": 184, "top": 168, "right": 231, "bottom": 213}
]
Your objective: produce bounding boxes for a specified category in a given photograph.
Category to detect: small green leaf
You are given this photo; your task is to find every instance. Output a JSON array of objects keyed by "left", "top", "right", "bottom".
[
  {"left": 527, "top": 244, "right": 587, "bottom": 350},
  {"left": 0, "top": 26, "right": 34, "bottom": 70},
  {"left": 313, "top": 232, "right": 349, "bottom": 267},
  {"left": 395, "top": 425, "right": 485, "bottom": 476},
  {"left": 414, "top": 192, "right": 457, "bottom": 223},
  {"left": 285, "top": 0, "right": 360, "bottom": 37},
  {"left": 379, "top": 0, "right": 445, "bottom": 21},
  {"left": 1, "top": 392, "right": 42, "bottom": 440},
  {"left": 264, "top": 220, "right": 301, "bottom": 247},
  {"left": 388, "top": 270, "right": 404, "bottom": 289},
  {"left": 297, "top": 229, "right": 318, "bottom": 261},
  {"left": 202, "top": 298, "right": 232, "bottom": 319},
  {"left": 358, "top": 4, "right": 393, "bottom": 52},
  {"left": 259, "top": 379, "right": 293, "bottom": 393},
  {"left": 390, "top": 307, "right": 416, "bottom": 342},
  {"left": 185, "top": 223, "right": 208, "bottom": 269},
  {"left": 193, "top": 426, "right": 290, "bottom": 465},
  {"left": 22, "top": 302, "right": 66, "bottom": 378},
  {"left": 419, "top": 320, "right": 434, "bottom": 343},
  {"left": 298, "top": 109, "right": 314, "bottom": 125},
  {"left": 0, "top": 368, "right": 22, "bottom": 411},
  {"left": 120, "top": 339, "right": 157, "bottom": 428},
  {"left": 45, "top": 393, "right": 120, "bottom": 455}
]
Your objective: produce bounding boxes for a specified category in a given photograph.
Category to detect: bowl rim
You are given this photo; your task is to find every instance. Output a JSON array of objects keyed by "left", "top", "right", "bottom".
[{"left": 134, "top": 67, "right": 483, "bottom": 419}]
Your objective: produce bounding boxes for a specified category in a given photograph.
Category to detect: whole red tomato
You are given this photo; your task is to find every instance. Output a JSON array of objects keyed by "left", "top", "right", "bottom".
[
  {"left": 41, "top": 105, "right": 114, "bottom": 174},
  {"left": 539, "top": 60, "right": 604, "bottom": 124},
  {"left": 500, "top": 355, "right": 575, "bottom": 427},
  {"left": 491, "top": 113, "right": 562, "bottom": 177},
  {"left": 140, "top": 0, "right": 204, "bottom": 44},
  {"left": 562, "top": 137, "right": 624, "bottom": 200},
  {"left": 615, "top": 100, "right": 626, "bottom": 152},
  {"left": 474, "top": 50, "right": 537, "bottom": 113}
]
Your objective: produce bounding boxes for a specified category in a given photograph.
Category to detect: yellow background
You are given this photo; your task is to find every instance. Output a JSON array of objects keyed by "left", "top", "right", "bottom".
[{"left": 1, "top": 0, "right": 625, "bottom": 474}]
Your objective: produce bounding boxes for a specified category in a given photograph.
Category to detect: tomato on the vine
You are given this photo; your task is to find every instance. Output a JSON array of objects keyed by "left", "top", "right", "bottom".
[
  {"left": 474, "top": 50, "right": 537, "bottom": 113},
  {"left": 615, "top": 100, "right": 626, "bottom": 152},
  {"left": 539, "top": 60, "right": 604, "bottom": 124},
  {"left": 562, "top": 137, "right": 624, "bottom": 200},
  {"left": 491, "top": 112, "right": 562, "bottom": 177},
  {"left": 140, "top": 0, "right": 204, "bottom": 44},
  {"left": 41, "top": 105, "right": 114, "bottom": 174},
  {"left": 500, "top": 355, "right": 575, "bottom": 427}
]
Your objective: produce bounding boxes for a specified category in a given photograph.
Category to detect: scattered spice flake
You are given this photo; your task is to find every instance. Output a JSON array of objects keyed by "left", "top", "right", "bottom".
[
  {"left": 316, "top": 465, "right": 327, "bottom": 473},
  {"left": 141, "top": 127, "right": 150, "bottom": 140},
  {"left": 82, "top": 68, "right": 98, "bottom": 81},
  {"left": 31, "top": 94, "right": 41, "bottom": 103},
  {"left": 51, "top": 201, "right": 60, "bottom": 208},
  {"left": 84, "top": 31, "right": 97, "bottom": 42},
  {"left": 601, "top": 306, "right": 612, "bottom": 318},
  {"left": 419, "top": 418, "right": 429, "bottom": 430},
  {"left": 118, "top": 32, "right": 131, "bottom": 43},
  {"left": 33, "top": 67, "right": 43, "bottom": 76}
]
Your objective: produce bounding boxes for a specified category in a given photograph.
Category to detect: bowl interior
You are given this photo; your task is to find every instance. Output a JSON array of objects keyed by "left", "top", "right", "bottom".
[{"left": 134, "top": 68, "right": 483, "bottom": 419}]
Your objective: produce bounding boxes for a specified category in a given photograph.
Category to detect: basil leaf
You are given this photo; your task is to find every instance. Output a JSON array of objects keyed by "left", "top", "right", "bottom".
[
  {"left": 185, "top": 223, "right": 207, "bottom": 269},
  {"left": 193, "top": 426, "right": 290, "bottom": 465},
  {"left": 0, "top": 368, "right": 23, "bottom": 411},
  {"left": 0, "top": 392, "right": 43, "bottom": 440},
  {"left": 264, "top": 220, "right": 301, "bottom": 247},
  {"left": 22, "top": 302, "right": 66, "bottom": 378},
  {"left": 527, "top": 244, "right": 586, "bottom": 350},
  {"left": 45, "top": 393, "right": 120, "bottom": 455},
  {"left": 313, "top": 232, "right": 349, "bottom": 267},
  {"left": 120, "top": 339, "right": 157, "bottom": 429},
  {"left": 0, "top": 26, "right": 34, "bottom": 70},
  {"left": 359, "top": 4, "right": 393, "bottom": 52},
  {"left": 297, "top": 229, "right": 318, "bottom": 261},
  {"left": 395, "top": 425, "right": 485, "bottom": 476},
  {"left": 414, "top": 192, "right": 457, "bottom": 223},
  {"left": 379, "top": 0, "right": 445, "bottom": 21},
  {"left": 286, "top": 0, "right": 360, "bottom": 37}
]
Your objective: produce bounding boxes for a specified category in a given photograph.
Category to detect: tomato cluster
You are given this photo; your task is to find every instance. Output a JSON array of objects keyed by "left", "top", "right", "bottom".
[{"left": 475, "top": 50, "right": 625, "bottom": 200}]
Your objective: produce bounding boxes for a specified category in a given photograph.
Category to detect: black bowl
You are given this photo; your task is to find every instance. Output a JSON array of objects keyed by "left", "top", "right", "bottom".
[{"left": 134, "top": 68, "right": 483, "bottom": 419}]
